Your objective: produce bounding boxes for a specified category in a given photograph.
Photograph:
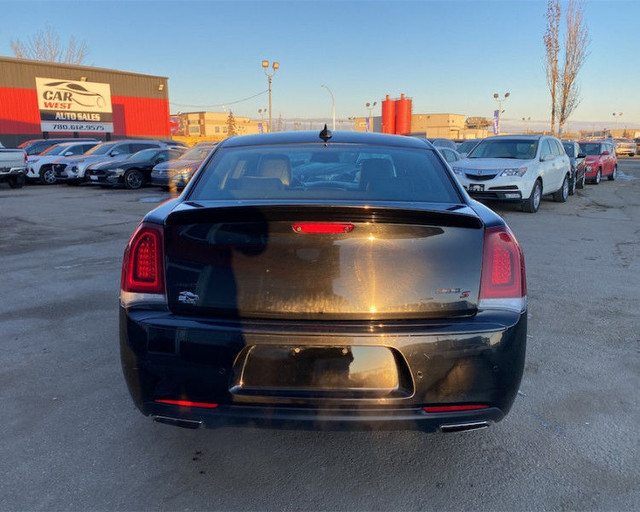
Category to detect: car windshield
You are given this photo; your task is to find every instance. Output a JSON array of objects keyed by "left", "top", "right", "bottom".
[
  {"left": 127, "top": 149, "right": 159, "bottom": 161},
  {"left": 562, "top": 143, "right": 575, "bottom": 157},
  {"left": 468, "top": 139, "right": 538, "bottom": 159},
  {"left": 179, "top": 146, "right": 215, "bottom": 161},
  {"left": 457, "top": 140, "right": 481, "bottom": 154},
  {"left": 579, "top": 143, "right": 602, "bottom": 155},
  {"left": 85, "top": 143, "right": 117, "bottom": 155},
  {"left": 40, "top": 144, "right": 70, "bottom": 156},
  {"left": 189, "top": 143, "right": 461, "bottom": 204}
]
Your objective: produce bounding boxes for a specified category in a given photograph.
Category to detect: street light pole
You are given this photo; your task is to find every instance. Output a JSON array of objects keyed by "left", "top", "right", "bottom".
[
  {"left": 493, "top": 92, "right": 510, "bottom": 134},
  {"left": 262, "top": 60, "right": 279, "bottom": 133},
  {"left": 612, "top": 112, "right": 622, "bottom": 135},
  {"left": 522, "top": 116, "right": 531, "bottom": 134},
  {"left": 365, "top": 101, "right": 377, "bottom": 132},
  {"left": 321, "top": 84, "right": 335, "bottom": 130}
]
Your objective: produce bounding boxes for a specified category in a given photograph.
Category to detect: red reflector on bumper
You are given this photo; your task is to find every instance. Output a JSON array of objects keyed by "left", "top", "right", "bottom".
[
  {"left": 292, "top": 222, "right": 354, "bottom": 234},
  {"left": 155, "top": 399, "right": 219, "bottom": 409},
  {"left": 423, "top": 405, "right": 489, "bottom": 413}
]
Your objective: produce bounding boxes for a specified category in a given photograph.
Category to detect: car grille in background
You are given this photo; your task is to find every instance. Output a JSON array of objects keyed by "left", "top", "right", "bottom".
[{"left": 466, "top": 173, "right": 498, "bottom": 181}]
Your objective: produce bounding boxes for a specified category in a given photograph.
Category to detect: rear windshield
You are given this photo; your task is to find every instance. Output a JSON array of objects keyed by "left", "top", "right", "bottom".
[
  {"left": 468, "top": 139, "right": 538, "bottom": 160},
  {"left": 188, "top": 143, "right": 461, "bottom": 203}
]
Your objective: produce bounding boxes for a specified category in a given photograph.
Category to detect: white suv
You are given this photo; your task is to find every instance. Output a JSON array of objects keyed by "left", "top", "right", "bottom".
[{"left": 451, "top": 135, "right": 571, "bottom": 213}]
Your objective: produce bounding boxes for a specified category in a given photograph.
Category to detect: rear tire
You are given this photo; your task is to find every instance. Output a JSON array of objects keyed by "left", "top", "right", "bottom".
[
  {"left": 8, "top": 174, "right": 25, "bottom": 189},
  {"left": 608, "top": 166, "right": 617, "bottom": 181},
  {"left": 124, "top": 169, "right": 144, "bottom": 190},
  {"left": 553, "top": 175, "right": 569, "bottom": 202},
  {"left": 576, "top": 171, "right": 586, "bottom": 189},
  {"left": 522, "top": 180, "right": 542, "bottom": 213},
  {"left": 40, "top": 167, "right": 57, "bottom": 185}
]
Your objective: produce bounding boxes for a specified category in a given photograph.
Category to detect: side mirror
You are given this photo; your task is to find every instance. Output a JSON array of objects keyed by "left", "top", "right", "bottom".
[
  {"left": 64, "top": 151, "right": 73, "bottom": 156},
  {"left": 540, "top": 155, "right": 553, "bottom": 162},
  {"left": 577, "top": 153, "right": 586, "bottom": 158},
  {"left": 110, "top": 150, "right": 120, "bottom": 157},
  {"left": 601, "top": 151, "right": 610, "bottom": 156}
]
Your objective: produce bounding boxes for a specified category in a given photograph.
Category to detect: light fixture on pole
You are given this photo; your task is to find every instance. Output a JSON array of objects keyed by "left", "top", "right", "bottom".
[
  {"left": 612, "top": 112, "right": 623, "bottom": 134},
  {"left": 321, "top": 84, "right": 335, "bottom": 130},
  {"left": 493, "top": 92, "right": 510, "bottom": 134},
  {"left": 262, "top": 60, "right": 279, "bottom": 133},
  {"left": 365, "top": 101, "right": 377, "bottom": 132}
]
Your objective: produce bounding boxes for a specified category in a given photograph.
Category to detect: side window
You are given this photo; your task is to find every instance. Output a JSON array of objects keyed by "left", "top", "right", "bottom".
[
  {"left": 112, "top": 143, "right": 131, "bottom": 155},
  {"left": 131, "top": 143, "right": 156, "bottom": 152},
  {"left": 81, "top": 144, "right": 95, "bottom": 153},
  {"left": 69, "top": 145, "right": 84, "bottom": 155},
  {"left": 552, "top": 140, "right": 563, "bottom": 156},
  {"left": 540, "top": 140, "right": 552, "bottom": 159}
]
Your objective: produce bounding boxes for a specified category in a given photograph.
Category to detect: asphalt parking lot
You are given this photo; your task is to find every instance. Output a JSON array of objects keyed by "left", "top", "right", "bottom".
[{"left": 1, "top": 160, "right": 639, "bottom": 511}]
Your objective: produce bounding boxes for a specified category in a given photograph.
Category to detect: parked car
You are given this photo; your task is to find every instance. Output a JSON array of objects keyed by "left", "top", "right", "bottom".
[
  {"left": 0, "top": 147, "right": 27, "bottom": 188},
  {"left": 150, "top": 142, "right": 217, "bottom": 190},
  {"left": 456, "top": 139, "right": 484, "bottom": 158},
  {"left": 436, "top": 147, "right": 462, "bottom": 164},
  {"left": 164, "top": 140, "right": 189, "bottom": 149},
  {"left": 451, "top": 135, "right": 572, "bottom": 213},
  {"left": 578, "top": 140, "right": 618, "bottom": 184},
  {"left": 18, "top": 138, "right": 97, "bottom": 156},
  {"left": 613, "top": 138, "right": 636, "bottom": 157},
  {"left": 85, "top": 147, "right": 185, "bottom": 189},
  {"left": 561, "top": 140, "right": 587, "bottom": 194},
  {"left": 120, "top": 130, "right": 527, "bottom": 433},
  {"left": 427, "top": 138, "right": 458, "bottom": 151},
  {"left": 54, "top": 140, "right": 168, "bottom": 185},
  {"left": 25, "top": 141, "right": 99, "bottom": 184}
]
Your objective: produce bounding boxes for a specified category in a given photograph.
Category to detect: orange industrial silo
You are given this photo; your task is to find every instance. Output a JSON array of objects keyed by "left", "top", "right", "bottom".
[
  {"left": 395, "top": 93, "right": 412, "bottom": 135},
  {"left": 381, "top": 94, "right": 396, "bottom": 134}
]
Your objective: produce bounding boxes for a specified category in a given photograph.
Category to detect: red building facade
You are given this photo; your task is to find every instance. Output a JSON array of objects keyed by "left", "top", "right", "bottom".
[{"left": 0, "top": 57, "right": 170, "bottom": 147}]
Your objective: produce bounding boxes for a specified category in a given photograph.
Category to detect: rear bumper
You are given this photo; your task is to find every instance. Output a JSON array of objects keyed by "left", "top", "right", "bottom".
[
  {"left": 120, "top": 307, "right": 527, "bottom": 432},
  {"left": 0, "top": 167, "right": 26, "bottom": 181}
]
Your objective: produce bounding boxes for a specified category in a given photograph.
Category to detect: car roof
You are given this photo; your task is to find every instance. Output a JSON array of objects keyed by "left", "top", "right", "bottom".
[
  {"left": 219, "top": 131, "right": 434, "bottom": 149},
  {"left": 482, "top": 135, "right": 545, "bottom": 141}
]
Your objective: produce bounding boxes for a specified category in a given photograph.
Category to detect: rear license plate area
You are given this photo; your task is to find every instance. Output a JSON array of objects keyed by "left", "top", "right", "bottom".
[{"left": 232, "top": 345, "right": 404, "bottom": 398}]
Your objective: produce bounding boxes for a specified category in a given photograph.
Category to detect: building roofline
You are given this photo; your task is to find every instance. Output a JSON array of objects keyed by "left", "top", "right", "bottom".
[{"left": 0, "top": 55, "right": 168, "bottom": 81}]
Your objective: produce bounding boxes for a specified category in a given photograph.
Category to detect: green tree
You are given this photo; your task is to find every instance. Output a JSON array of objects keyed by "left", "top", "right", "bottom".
[{"left": 226, "top": 111, "right": 237, "bottom": 137}]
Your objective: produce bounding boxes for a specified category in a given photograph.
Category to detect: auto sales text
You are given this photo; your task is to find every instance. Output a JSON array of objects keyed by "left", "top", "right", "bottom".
[{"left": 53, "top": 112, "right": 102, "bottom": 121}]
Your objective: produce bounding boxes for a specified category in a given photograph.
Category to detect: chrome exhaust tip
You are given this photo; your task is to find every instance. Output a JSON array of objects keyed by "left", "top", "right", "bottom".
[
  {"left": 152, "top": 415, "right": 203, "bottom": 429},
  {"left": 440, "top": 421, "right": 490, "bottom": 433}
]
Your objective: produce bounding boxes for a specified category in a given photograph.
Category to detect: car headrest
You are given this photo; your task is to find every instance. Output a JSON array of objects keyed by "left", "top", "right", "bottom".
[{"left": 257, "top": 154, "right": 291, "bottom": 186}]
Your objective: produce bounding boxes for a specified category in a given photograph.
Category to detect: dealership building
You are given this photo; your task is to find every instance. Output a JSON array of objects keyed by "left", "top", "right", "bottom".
[{"left": 0, "top": 56, "right": 170, "bottom": 147}]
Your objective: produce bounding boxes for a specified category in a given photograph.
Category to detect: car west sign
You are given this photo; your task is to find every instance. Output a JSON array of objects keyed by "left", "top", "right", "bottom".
[{"left": 35, "top": 78, "right": 113, "bottom": 133}]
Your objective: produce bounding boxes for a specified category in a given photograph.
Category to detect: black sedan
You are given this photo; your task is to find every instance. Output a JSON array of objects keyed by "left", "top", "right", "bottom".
[
  {"left": 562, "top": 141, "right": 586, "bottom": 194},
  {"left": 120, "top": 130, "right": 527, "bottom": 433},
  {"left": 86, "top": 148, "right": 185, "bottom": 189}
]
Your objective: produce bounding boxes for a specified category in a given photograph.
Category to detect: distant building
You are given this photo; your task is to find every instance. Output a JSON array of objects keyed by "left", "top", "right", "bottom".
[
  {"left": 352, "top": 112, "right": 488, "bottom": 139},
  {"left": 176, "top": 111, "right": 262, "bottom": 138}
]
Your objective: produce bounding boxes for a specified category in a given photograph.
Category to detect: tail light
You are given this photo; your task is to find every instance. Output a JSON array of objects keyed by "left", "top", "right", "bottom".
[
  {"left": 479, "top": 226, "right": 526, "bottom": 313},
  {"left": 120, "top": 222, "right": 166, "bottom": 306},
  {"left": 24, "top": 152, "right": 28, "bottom": 164}
]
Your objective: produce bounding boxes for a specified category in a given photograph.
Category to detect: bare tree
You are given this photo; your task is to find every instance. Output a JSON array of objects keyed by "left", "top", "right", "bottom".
[
  {"left": 543, "top": 0, "right": 561, "bottom": 135},
  {"left": 558, "top": 0, "right": 589, "bottom": 135},
  {"left": 11, "top": 25, "right": 88, "bottom": 64}
]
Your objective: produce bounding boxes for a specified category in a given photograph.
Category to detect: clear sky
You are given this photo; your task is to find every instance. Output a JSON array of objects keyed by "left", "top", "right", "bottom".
[{"left": 1, "top": 0, "right": 638, "bottom": 132}]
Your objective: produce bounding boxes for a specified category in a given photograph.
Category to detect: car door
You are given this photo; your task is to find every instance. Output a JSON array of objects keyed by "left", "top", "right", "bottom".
[
  {"left": 552, "top": 138, "right": 568, "bottom": 189},
  {"left": 538, "top": 138, "right": 555, "bottom": 193}
]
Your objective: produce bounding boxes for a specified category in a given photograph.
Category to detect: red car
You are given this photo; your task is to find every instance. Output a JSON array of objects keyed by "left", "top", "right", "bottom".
[{"left": 578, "top": 140, "right": 618, "bottom": 184}]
